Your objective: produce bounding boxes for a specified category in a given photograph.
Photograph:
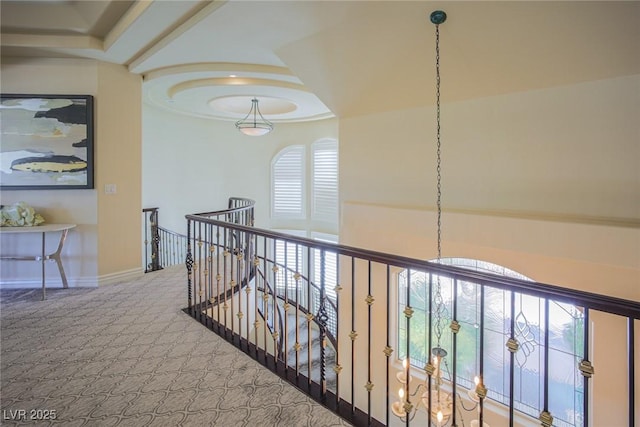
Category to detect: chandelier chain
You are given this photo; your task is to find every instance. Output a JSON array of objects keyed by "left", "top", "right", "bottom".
[
  {"left": 434, "top": 21, "right": 445, "bottom": 347},
  {"left": 435, "top": 23, "right": 442, "bottom": 263}
]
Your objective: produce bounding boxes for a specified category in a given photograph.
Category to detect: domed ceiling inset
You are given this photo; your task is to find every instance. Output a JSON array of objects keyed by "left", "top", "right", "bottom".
[
  {"left": 143, "top": 63, "right": 334, "bottom": 123},
  {"left": 209, "top": 96, "right": 297, "bottom": 117}
]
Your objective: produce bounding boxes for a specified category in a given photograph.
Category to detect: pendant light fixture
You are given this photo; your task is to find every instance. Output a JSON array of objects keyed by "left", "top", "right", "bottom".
[
  {"left": 235, "top": 98, "right": 273, "bottom": 136},
  {"left": 391, "top": 10, "right": 491, "bottom": 427}
]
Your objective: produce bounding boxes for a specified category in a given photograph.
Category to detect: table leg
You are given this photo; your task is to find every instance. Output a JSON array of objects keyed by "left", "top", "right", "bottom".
[
  {"left": 50, "top": 229, "right": 70, "bottom": 288},
  {"left": 41, "top": 231, "right": 46, "bottom": 301}
]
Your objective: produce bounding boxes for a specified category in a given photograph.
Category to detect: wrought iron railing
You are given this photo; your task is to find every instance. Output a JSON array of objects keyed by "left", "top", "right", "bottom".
[
  {"left": 142, "top": 207, "right": 161, "bottom": 272},
  {"left": 143, "top": 207, "right": 188, "bottom": 272},
  {"left": 184, "top": 201, "right": 640, "bottom": 427},
  {"left": 143, "top": 199, "right": 254, "bottom": 273}
]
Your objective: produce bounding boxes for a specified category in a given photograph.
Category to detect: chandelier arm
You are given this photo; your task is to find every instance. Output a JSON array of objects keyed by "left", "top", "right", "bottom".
[
  {"left": 235, "top": 98, "right": 273, "bottom": 135},
  {"left": 457, "top": 395, "right": 478, "bottom": 412},
  {"left": 409, "top": 382, "right": 427, "bottom": 399}
]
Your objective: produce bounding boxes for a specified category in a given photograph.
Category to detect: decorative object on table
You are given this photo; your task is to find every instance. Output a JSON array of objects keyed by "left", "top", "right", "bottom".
[
  {"left": 0, "top": 94, "right": 94, "bottom": 190},
  {"left": 0, "top": 201, "right": 45, "bottom": 226}
]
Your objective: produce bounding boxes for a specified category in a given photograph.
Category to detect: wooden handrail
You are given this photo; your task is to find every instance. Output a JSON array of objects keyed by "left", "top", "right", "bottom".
[{"left": 186, "top": 213, "right": 640, "bottom": 320}]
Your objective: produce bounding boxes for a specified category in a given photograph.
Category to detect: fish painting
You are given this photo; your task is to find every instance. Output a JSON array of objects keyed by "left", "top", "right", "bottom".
[{"left": 10, "top": 155, "right": 87, "bottom": 173}]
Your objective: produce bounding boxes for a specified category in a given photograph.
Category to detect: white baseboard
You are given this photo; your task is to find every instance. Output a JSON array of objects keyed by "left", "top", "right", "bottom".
[{"left": 0, "top": 267, "right": 144, "bottom": 289}]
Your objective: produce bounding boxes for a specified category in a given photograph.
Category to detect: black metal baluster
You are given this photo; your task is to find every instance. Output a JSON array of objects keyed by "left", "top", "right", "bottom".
[
  {"left": 263, "top": 237, "right": 268, "bottom": 365},
  {"left": 169, "top": 231, "right": 174, "bottom": 267},
  {"left": 318, "top": 249, "right": 329, "bottom": 401},
  {"left": 405, "top": 269, "right": 411, "bottom": 427},
  {"left": 295, "top": 243, "right": 301, "bottom": 381},
  {"left": 366, "top": 260, "right": 372, "bottom": 425},
  {"left": 150, "top": 208, "right": 161, "bottom": 272},
  {"left": 540, "top": 298, "right": 552, "bottom": 427},
  {"left": 509, "top": 290, "right": 516, "bottom": 427},
  {"left": 186, "top": 219, "right": 193, "bottom": 312},
  {"left": 236, "top": 228, "right": 243, "bottom": 348},
  {"left": 385, "top": 265, "right": 391, "bottom": 427},
  {"left": 582, "top": 308, "right": 590, "bottom": 427},
  {"left": 479, "top": 284, "right": 485, "bottom": 427},
  {"left": 284, "top": 241, "right": 289, "bottom": 374},
  {"left": 427, "top": 272, "right": 433, "bottom": 423},
  {"left": 205, "top": 224, "right": 211, "bottom": 330},
  {"left": 160, "top": 218, "right": 165, "bottom": 269},
  {"left": 628, "top": 316, "right": 635, "bottom": 427},
  {"left": 162, "top": 229, "right": 166, "bottom": 268},
  {"left": 215, "top": 225, "right": 221, "bottom": 333},
  {"left": 143, "top": 209, "right": 150, "bottom": 271},
  {"left": 222, "top": 225, "right": 229, "bottom": 338},
  {"left": 350, "top": 256, "right": 356, "bottom": 417},
  {"left": 197, "top": 222, "right": 203, "bottom": 323},
  {"left": 273, "top": 238, "right": 279, "bottom": 364},
  {"left": 307, "top": 245, "right": 313, "bottom": 391},
  {"left": 452, "top": 278, "right": 458, "bottom": 427},
  {"left": 335, "top": 254, "right": 342, "bottom": 409},
  {"left": 230, "top": 225, "right": 236, "bottom": 343},
  {"left": 245, "top": 230, "right": 251, "bottom": 351},
  {"left": 252, "top": 235, "right": 259, "bottom": 358}
]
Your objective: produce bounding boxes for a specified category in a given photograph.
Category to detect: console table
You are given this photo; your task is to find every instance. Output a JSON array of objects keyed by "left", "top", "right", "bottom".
[{"left": 0, "top": 224, "right": 76, "bottom": 300}]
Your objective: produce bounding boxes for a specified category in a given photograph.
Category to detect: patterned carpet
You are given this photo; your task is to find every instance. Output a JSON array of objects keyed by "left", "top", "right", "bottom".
[{"left": 0, "top": 266, "right": 351, "bottom": 426}]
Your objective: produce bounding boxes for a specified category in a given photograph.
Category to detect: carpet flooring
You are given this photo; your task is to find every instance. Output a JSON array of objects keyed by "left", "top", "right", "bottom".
[{"left": 0, "top": 266, "right": 351, "bottom": 426}]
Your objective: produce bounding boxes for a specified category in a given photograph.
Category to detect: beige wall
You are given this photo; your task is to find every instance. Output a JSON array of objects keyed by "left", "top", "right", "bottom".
[
  {"left": 1, "top": 57, "right": 142, "bottom": 286},
  {"left": 337, "top": 75, "right": 639, "bottom": 425},
  {"left": 339, "top": 74, "right": 639, "bottom": 298},
  {"left": 96, "top": 62, "right": 142, "bottom": 277},
  {"left": 341, "top": 75, "right": 639, "bottom": 223}
]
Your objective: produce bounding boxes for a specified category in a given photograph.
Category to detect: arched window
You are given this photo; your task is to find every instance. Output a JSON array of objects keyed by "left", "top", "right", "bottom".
[
  {"left": 270, "top": 140, "right": 339, "bottom": 303},
  {"left": 398, "top": 258, "right": 584, "bottom": 427}
]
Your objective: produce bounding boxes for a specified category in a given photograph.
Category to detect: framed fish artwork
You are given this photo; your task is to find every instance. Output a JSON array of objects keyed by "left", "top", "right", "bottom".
[{"left": 0, "top": 94, "right": 94, "bottom": 190}]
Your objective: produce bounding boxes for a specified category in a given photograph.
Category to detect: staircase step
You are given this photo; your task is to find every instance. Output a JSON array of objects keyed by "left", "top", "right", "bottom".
[{"left": 281, "top": 308, "right": 337, "bottom": 392}]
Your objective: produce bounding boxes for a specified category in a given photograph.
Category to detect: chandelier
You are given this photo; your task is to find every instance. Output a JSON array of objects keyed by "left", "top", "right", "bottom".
[
  {"left": 235, "top": 98, "right": 273, "bottom": 136},
  {"left": 391, "top": 10, "right": 490, "bottom": 427}
]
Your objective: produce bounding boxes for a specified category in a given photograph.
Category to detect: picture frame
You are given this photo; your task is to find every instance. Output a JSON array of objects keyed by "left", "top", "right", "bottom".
[{"left": 0, "top": 94, "right": 94, "bottom": 190}]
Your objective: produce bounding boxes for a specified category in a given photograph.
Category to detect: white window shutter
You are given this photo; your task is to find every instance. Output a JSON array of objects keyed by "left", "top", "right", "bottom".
[
  {"left": 312, "top": 140, "right": 338, "bottom": 221},
  {"left": 272, "top": 146, "right": 305, "bottom": 218}
]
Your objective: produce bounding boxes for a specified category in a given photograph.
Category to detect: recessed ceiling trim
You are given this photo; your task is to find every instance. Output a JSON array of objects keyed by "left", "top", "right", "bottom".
[
  {"left": 127, "top": 0, "right": 227, "bottom": 73},
  {"left": 1, "top": 33, "right": 103, "bottom": 50},
  {"left": 152, "top": 99, "right": 335, "bottom": 123},
  {"left": 168, "top": 77, "right": 310, "bottom": 99},
  {"left": 144, "top": 62, "right": 295, "bottom": 81},
  {"left": 103, "top": 0, "right": 154, "bottom": 51}
]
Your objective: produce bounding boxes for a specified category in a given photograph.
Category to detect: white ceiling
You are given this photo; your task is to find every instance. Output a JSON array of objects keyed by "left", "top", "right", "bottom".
[{"left": 2, "top": 1, "right": 639, "bottom": 122}]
